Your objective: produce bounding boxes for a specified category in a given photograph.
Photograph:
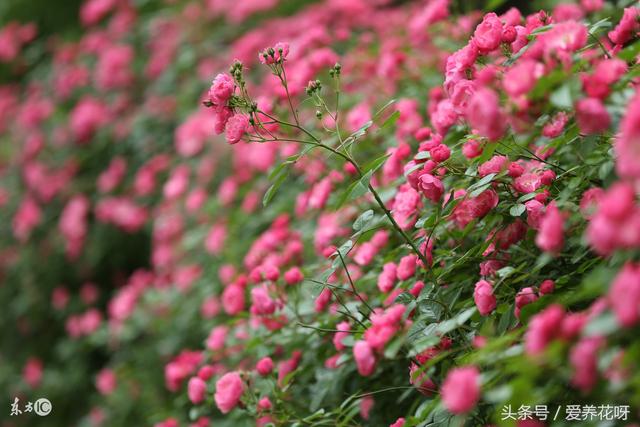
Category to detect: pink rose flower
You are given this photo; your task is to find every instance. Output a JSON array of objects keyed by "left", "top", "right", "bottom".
[
  {"left": 222, "top": 283, "right": 245, "bottom": 315},
  {"left": 258, "top": 397, "right": 272, "bottom": 411},
  {"left": 377, "top": 262, "right": 398, "bottom": 293},
  {"left": 503, "top": 59, "right": 543, "bottom": 98},
  {"left": 576, "top": 98, "right": 610, "bottom": 135},
  {"left": 569, "top": 337, "right": 604, "bottom": 392},
  {"left": 525, "top": 304, "right": 564, "bottom": 355},
  {"left": 256, "top": 357, "right": 274, "bottom": 376},
  {"left": 441, "top": 366, "right": 480, "bottom": 414},
  {"left": 397, "top": 254, "right": 417, "bottom": 280},
  {"left": 209, "top": 73, "right": 235, "bottom": 105},
  {"left": 535, "top": 202, "right": 565, "bottom": 254},
  {"left": 214, "top": 372, "right": 245, "bottom": 414},
  {"left": 429, "top": 143, "right": 451, "bottom": 163},
  {"left": 353, "top": 340, "right": 376, "bottom": 376},
  {"left": 96, "top": 369, "right": 117, "bottom": 395},
  {"left": 539, "top": 279, "right": 555, "bottom": 296},
  {"left": 614, "top": 91, "right": 640, "bottom": 180},
  {"left": 462, "top": 140, "right": 482, "bottom": 158},
  {"left": 346, "top": 102, "right": 371, "bottom": 132},
  {"left": 466, "top": 87, "right": 505, "bottom": 141},
  {"left": 608, "top": 7, "right": 639, "bottom": 45},
  {"left": 608, "top": 263, "right": 640, "bottom": 327},
  {"left": 225, "top": 114, "right": 249, "bottom": 144},
  {"left": 514, "top": 287, "right": 538, "bottom": 318},
  {"left": 473, "top": 280, "right": 496, "bottom": 316},
  {"left": 188, "top": 377, "right": 207, "bottom": 404},
  {"left": 284, "top": 267, "right": 303, "bottom": 285},
  {"left": 473, "top": 13, "right": 503, "bottom": 54},
  {"left": 418, "top": 173, "right": 444, "bottom": 202}
]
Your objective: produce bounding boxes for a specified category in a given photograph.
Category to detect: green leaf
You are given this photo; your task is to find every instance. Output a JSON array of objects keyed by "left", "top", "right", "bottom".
[
  {"left": 496, "top": 266, "right": 516, "bottom": 279},
  {"left": 351, "top": 121, "right": 372, "bottom": 139},
  {"left": 335, "top": 173, "right": 370, "bottom": 209},
  {"left": 584, "top": 312, "right": 619, "bottom": 337},
  {"left": 550, "top": 84, "right": 572, "bottom": 109},
  {"left": 379, "top": 110, "right": 400, "bottom": 131},
  {"left": 336, "top": 154, "right": 390, "bottom": 209},
  {"left": 587, "top": 18, "right": 611, "bottom": 34},
  {"left": 353, "top": 209, "right": 374, "bottom": 232},
  {"left": 529, "top": 24, "right": 553, "bottom": 36},
  {"left": 618, "top": 40, "right": 640, "bottom": 61},
  {"left": 516, "top": 192, "right": 537, "bottom": 203},
  {"left": 415, "top": 212, "right": 437, "bottom": 229},
  {"left": 263, "top": 163, "right": 290, "bottom": 206},
  {"left": 468, "top": 173, "right": 496, "bottom": 193},
  {"left": 436, "top": 307, "right": 476, "bottom": 335},
  {"left": 467, "top": 172, "right": 497, "bottom": 198},
  {"left": 519, "top": 296, "right": 554, "bottom": 324},
  {"left": 362, "top": 152, "right": 391, "bottom": 175},
  {"left": 394, "top": 292, "right": 414, "bottom": 305},
  {"left": 409, "top": 335, "right": 441, "bottom": 356},
  {"left": 497, "top": 305, "right": 516, "bottom": 333},
  {"left": 330, "top": 240, "right": 354, "bottom": 269},
  {"left": 384, "top": 336, "right": 404, "bottom": 358},
  {"left": 469, "top": 183, "right": 491, "bottom": 198},
  {"left": 476, "top": 140, "right": 497, "bottom": 163},
  {"left": 483, "top": 0, "right": 506, "bottom": 11},
  {"left": 550, "top": 79, "right": 581, "bottom": 109},
  {"left": 509, "top": 204, "right": 526, "bottom": 217},
  {"left": 503, "top": 43, "right": 531, "bottom": 66},
  {"left": 372, "top": 99, "right": 397, "bottom": 120}
]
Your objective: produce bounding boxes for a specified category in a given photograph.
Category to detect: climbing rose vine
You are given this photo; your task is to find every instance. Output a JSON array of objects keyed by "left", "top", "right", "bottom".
[{"left": 2, "top": 0, "right": 640, "bottom": 426}]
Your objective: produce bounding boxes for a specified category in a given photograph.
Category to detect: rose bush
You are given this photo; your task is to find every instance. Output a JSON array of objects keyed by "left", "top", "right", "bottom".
[{"left": 1, "top": 0, "right": 640, "bottom": 426}]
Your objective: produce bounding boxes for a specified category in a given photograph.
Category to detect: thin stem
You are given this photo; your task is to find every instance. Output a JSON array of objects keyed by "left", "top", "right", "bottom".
[
  {"left": 296, "top": 323, "right": 359, "bottom": 333},
  {"left": 367, "top": 182, "right": 432, "bottom": 269},
  {"left": 332, "top": 73, "right": 343, "bottom": 145},
  {"left": 279, "top": 64, "right": 300, "bottom": 125},
  {"left": 337, "top": 250, "right": 374, "bottom": 315},
  {"left": 589, "top": 32, "right": 611, "bottom": 59},
  {"left": 352, "top": 386, "right": 425, "bottom": 399}
]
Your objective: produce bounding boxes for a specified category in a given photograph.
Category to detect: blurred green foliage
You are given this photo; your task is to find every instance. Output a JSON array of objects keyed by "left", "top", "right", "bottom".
[{"left": 0, "top": 0, "right": 83, "bottom": 36}]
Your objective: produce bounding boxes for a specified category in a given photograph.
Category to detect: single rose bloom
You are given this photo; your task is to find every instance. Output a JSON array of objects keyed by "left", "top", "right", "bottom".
[
  {"left": 214, "top": 372, "right": 245, "bottom": 414},
  {"left": 474, "top": 280, "right": 496, "bottom": 316},
  {"left": 441, "top": 366, "right": 480, "bottom": 414}
]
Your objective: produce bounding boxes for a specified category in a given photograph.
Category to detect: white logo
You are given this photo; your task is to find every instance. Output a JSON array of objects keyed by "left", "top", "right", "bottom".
[{"left": 34, "top": 398, "right": 52, "bottom": 416}]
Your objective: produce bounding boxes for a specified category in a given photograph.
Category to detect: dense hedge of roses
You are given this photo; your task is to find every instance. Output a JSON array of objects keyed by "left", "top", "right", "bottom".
[{"left": 2, "top": 0, "right": 640, "bottom": 426}]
